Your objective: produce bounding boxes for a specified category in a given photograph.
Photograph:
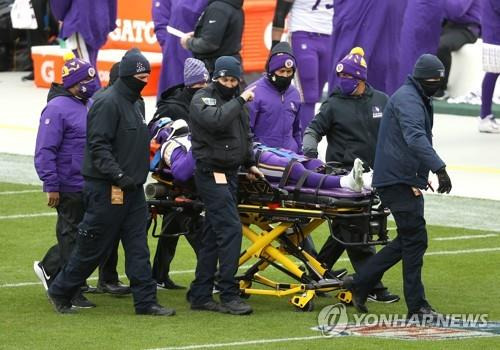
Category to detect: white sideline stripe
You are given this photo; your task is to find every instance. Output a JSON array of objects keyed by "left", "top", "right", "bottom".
[
  {"left": 425, "top": 247, "right": 500, "bottom": 256},
  {"left": 433, "top": 233, "right": 498, "bottom": 241},
  {"left": 0, "top": 190, "right": 40, "bottom": 195},
  {"left": 2, "top": 247, "right": 500, "bottom": 289},
  {"left": 147, "top": 335, "right": 325, "bottom": 350},
  {"left": 0, "top": 212, "right": 56, "bottom": 220}
]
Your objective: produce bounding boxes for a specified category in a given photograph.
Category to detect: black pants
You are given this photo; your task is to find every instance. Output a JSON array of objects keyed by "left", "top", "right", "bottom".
[
  {"left": 437, "top": 22, "right": 479, "bottom": 91},
  {"left": 317, "top": 233, "right": 385, "bottom": 292},
  {"left": 353, "top": 184, "right": 429, "bottom": 313},
  {"left": 40, "top": 192, "right": 120, "bottom": 284},
  {"left": 189, "top": 166, "right": 242, "bottom": 305},
  {"left": 48, "top": 180, "right": 157, "bottom": 311},
  {"left": 152, "top": 212, "right": 201, "bottom": 283}
]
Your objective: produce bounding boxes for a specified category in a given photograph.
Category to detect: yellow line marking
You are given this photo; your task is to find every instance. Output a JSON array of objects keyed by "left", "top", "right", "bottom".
[
  {"left": 447, "top": 165, "right": 500, "bottom": 175},
  {"left": 0, "top": 124, "right": 37, "bottom": 132}
]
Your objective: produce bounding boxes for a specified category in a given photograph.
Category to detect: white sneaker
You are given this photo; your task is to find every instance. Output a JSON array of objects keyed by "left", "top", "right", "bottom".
[
  {"left": 340, "top": 158, "right": 364, "bottom": 192},
  {"left": 362, "top": 171, "right": 373, "bottom": 191},
  {"left": 478, "top": 115, "right": 500, "bottom": 133},
  {"left": 33, "top": 261, "right": 50, "bottom": 291}
]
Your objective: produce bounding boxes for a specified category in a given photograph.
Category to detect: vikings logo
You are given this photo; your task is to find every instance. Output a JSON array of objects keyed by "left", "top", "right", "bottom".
[
  {"left": 285, "top": 59, "right": 294, "bottom": 68},
  {"left": 336, "top": 63, "right": 344, "bottom": 73},
  {"left": 62, "top": 61, "right": 81, "bottom": 77},
  {"left": 136, "top": 62, "right": 146, "bottom": 73}
]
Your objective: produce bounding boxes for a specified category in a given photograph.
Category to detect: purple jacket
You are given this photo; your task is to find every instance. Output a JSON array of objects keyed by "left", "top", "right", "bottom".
[
  {"left": 34, "top": 84, "right": 89, "bottom": 192},
  {"left": 247, "top": 76, "right": 302, "bottom": 153},
  {"left": 445, "top": 0, "right": 481, "bottom": 26},
  {"left": 398, "top": 0, "right": 445, "bottom": 90},
  {"left": 170, "top": 148, "right": 196, "bottom": 182},
  {"left": 329, "top": 0, "right": 408, "bottom": 96},
  {"left": 153, "top": 0, "right": 208, "bottom": 94},
  {"left": 50, "top": 0, "right": 117, "bottom": 50},
  {"left": 482, "top": 0, "right": 500, "bottom": 44}
]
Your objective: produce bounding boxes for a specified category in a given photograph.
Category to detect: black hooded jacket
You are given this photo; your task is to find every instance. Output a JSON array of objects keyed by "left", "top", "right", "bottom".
[
  {"left": 152, "top": 84, "right": 193, "bottom": 124},
  {"left": 81, "top": 78, "right": 150, "bottom": 185},
  {"left": 189, "top": 82, "right": 254, "bottom": 171},
  {"left": 187, "top": 0, "right": 244, "bottom": 73}
]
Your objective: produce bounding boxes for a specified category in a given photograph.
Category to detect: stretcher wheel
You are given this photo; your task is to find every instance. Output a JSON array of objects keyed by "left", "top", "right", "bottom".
[
  {"left": 337, "top": 290, "right": 352, "bottom": 304},
  {"left": 290, "top": 291, "right": 315, "bottom": 312},
  {"left": 295, "top": 300, "right": 314, "bottom": 312}
]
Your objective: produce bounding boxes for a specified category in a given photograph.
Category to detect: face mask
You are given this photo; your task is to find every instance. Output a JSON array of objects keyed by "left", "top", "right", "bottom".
[
  {"left": 269, "top": 74, "right": 293, "bottom": 92},
  {"left": 338, "top": 77, "right": 360, "bottom": 95},
  {"left": 215, "top": 81, "right": 239, "bottom": 99},
  {"left": 77, "top": 79, "right": 98, "bottom": 100},
  {"left": 417, "top": 79, "right": 441, "bottom": 97},
  {"left": 121, "top": 76, "right": 147, "bottom": 94}
]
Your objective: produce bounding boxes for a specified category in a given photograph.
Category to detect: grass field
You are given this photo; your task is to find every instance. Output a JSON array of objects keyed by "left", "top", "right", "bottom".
[{"left": 1, "top": 181, "right": 500, "bottom": 350}]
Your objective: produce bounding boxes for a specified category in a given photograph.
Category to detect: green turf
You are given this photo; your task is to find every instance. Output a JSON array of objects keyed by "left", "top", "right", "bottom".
[{"left": 1, "top": 182, "right": 499, "bottom": 350}]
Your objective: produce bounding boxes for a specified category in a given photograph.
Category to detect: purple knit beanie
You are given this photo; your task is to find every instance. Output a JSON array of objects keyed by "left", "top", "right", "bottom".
[
  {"left": 184, "top": 58, "right": 209, "bottom": 86},
  {"left": 268, "top": 52, "right": 296, "bottom": 73},
  {"left": 335, "top": 47, "right": 368, "bottom": 81},
  {"left": 61, "top": 52, "right": 96, "bottom": 88}
]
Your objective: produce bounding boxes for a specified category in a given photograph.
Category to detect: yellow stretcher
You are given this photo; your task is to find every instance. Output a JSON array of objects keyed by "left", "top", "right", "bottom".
[{"left": 146, "top": 172, "right": 390, "bottom": 311}]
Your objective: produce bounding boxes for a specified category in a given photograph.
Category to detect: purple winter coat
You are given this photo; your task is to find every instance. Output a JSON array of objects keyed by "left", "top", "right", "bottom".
[
  {"left": 34, "top": 84, "right": 89, "bottom": 193},
  {"left": 329, "top": 0, "right": 408, "bottom": 96},
  {"left": 50, "top": 0, "right": 117, "bottom": 50},
  {"left": 152, "top": 0, "right": 208, "bottom": 95},
  {"left": 247, "top": 76, "right": 302, "bottom": 153},
  {"left": 444, "top": 0, "right": 481, "bottom": 26},
  {"left": 482, "top": 0, "right": 500, "bottom": 45},
  {"left": 398, "top": 0, "right": 445, "bottom": 90}
]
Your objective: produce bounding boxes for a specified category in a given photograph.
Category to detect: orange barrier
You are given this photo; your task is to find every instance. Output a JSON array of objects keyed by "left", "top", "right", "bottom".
[
  {"left": 32, "top": 0, "right": 276, "bottom": 95},
  {"left": 31, "top": 46, "right": 162, "bottom": 96}
]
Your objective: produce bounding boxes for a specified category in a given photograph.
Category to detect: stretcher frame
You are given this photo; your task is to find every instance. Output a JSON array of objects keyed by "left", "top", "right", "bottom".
[{"left": 146, "top": 172, "right": 390, "bottom": 311}]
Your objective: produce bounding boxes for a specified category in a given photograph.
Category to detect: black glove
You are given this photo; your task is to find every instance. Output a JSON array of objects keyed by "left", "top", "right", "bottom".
[
  {"left": 116, "top": 175, "right": 136, "bottom": 192},
  {"left": 436, "top": 167, "right": 452, "bottom": 194}
]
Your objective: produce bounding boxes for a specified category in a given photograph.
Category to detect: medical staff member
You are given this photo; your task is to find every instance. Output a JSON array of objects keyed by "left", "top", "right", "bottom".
[
  {"left": 344, "top": 54, "right": 453, "bottom": 320},
  {"left": 187, "top": 56, "right": 263, "bottom": 315}
]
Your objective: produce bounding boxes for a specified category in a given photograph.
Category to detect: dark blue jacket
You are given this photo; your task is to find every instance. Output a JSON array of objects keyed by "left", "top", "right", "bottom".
[{"left": 373, "top": 76, "right": 445, "bottom": 189}]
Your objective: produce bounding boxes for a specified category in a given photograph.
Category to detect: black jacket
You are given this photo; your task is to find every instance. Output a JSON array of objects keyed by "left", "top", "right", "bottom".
[
  {"left": 303, "top": 85, "right": 388, "bottom": 168},
  {"left": 152, "top": 84, "right": 192, "bottom": 123},
  {"left": 187, "top": 0, "right": 244, "bottom": 72},
  {"left": 81, "top": 78, "right": 150, "bottom": 185},
  {"left": 189, "top": 82, "right": 254, "bottom": 171}
]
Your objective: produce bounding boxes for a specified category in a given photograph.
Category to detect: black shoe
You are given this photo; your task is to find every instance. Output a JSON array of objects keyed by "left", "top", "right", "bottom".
[
  {"left": 136, "top": 303, "right": 176, "bottom": 316},
  {"left": 21, "top": 72, "right": 34, "bottom": 81},
  {"left": 156, "top": 277, "right": 185, "bottom": 290},
  {"left": 220, "top": 298, "right": 253, "bottom": 315},
  {"left": 33, "top": 261, "right": 51, "bottom": 291},
  {"left": 98, "top": 280, "right": 131, "bottom": 295},
  {"left": 191, "top": 299, "right": 223, "bottom": 312},
  {"left": 47, "top": 292, "right": 76, "bottom": 314},
  {"left": 367, "top": 289, "right": 400, "bottom": 303},
  {"left": 342, "top": 275, "right": 368, "bottom": 313},
  {"left": 71, "top": 293, "right": 96, "bottom": 308},
  {"left": 81, "top": 284, "right": 99, "bottom": 293},
  {"left": 407, "top": 306, "right": 441, "bottom": 322}
]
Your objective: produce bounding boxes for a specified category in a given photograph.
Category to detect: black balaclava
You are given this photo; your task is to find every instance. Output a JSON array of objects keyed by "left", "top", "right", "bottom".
[
  {"left": 412, "top": 54, "right": 445, "bottom": 97},
  {"left": 119, "top": 48, "right": 151, "bottom": 94}
]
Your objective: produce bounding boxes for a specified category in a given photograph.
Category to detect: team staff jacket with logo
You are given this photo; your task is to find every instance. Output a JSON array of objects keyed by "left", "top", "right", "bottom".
[
  {"left": 303, "top": 85, "right": 388, "bottom": 168},
  {"left": 247, "top": 77, "right": 302, "bottom": 154},
  {"left": 187, "top": 0, "right": 244, "bottom": 72},
  {"left": 81, "top": 78, "right": 150, "bottom": 185},
  {"left": 189, "top": 83, "right": 255, "bottom": 172},
  {"left": 34, "top": 83, "right": 89, "bottom": 193}
]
